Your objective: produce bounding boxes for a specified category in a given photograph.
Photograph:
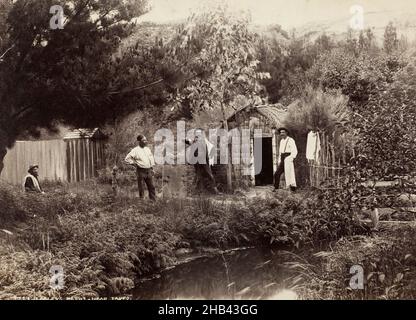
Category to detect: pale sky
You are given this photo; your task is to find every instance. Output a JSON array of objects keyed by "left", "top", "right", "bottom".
[{"left": 139, "top": 0, "right": 416, "bottom": 29}]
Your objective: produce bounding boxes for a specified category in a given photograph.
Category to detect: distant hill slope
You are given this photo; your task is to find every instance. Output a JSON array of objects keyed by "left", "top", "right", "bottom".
[
  {"left": 293, "top": 10, "right": 416, "bottom": 42},
  {"left": 126, "top": 9, "right": 416, "bottom": 51}
]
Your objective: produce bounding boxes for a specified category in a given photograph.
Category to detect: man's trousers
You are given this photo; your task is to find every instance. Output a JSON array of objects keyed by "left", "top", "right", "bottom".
[{"left": 137, "top": 167, "right": 156, "bottom": 200}]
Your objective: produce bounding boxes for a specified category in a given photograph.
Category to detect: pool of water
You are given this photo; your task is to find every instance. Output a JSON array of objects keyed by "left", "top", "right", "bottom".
[{"left": 133, "top": 247, "right": 311, "bottom": 300}]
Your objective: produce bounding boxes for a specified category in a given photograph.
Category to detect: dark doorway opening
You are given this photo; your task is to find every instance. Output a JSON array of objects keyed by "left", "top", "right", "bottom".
[{"left": 254, "top": 137, "right": 274, "bottom": 186}]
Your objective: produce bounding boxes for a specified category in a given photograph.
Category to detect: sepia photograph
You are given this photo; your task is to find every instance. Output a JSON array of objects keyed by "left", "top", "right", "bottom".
[{"left": 1, "top": 0, "right": 416, "bottom": 307}]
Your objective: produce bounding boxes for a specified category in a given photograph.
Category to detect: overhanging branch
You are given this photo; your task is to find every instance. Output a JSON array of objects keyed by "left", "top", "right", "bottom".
[
  {"left": 108, "top": 78, "right": 164, "bottom": 95},
  {"left": 11, "top": 103, "right": 36, "bottom": 120},
  {"left": 0, "top": 44, "right": 15, "bottom": 61}
]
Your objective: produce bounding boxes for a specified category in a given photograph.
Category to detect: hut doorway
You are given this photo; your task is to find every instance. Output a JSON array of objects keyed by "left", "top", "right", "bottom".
[{"left": 254, "top": 137, "right": 274, "bottom": 186}]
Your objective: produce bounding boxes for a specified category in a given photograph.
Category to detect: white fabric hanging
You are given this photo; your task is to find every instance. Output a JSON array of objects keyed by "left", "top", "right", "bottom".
[{"left": 306, "top": 131, "right": 321, "bottom": 163}]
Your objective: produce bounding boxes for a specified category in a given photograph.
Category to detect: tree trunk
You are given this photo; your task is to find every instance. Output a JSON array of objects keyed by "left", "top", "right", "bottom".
[
  {"left": 0, "top": 128, "right": 9, "bottom": 176},
  {"left": 219, "top": 97, "right": 232, "bottom": 192},
  {"left": 0, "top": 146, "right": 6, "bottom": 175},
  {"left": 224, "top": 120, "right": 232, "bottom": 192}
]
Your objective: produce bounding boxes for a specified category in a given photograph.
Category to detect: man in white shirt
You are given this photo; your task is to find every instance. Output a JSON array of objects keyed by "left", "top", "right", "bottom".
[
  {"left": 274, "top": 127, "right": 298, "bottom": 192},
  {"left": 125, "top": 135, "right": 156, "bottom": 200}
]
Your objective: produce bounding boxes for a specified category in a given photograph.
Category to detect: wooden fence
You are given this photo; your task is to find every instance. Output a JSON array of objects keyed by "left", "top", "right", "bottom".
[
  {"left": 0, "top": 139, "right": 105, "bottom": 185},
  {"left": 308, "top": 131, "right": 348, "bottom": 188},
  {"left": 1, "top": 140, "right": 67, "bottom": 185}
]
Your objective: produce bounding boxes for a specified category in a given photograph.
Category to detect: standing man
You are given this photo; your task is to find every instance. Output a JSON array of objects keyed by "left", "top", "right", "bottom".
[
  {"left": 125, "top": 135, "right": 156, "bottom": 201},
  {"left": 186, "top": 128, "right": 220, "bottom": 194},
  {"left": 274, "top": 127, "right": 298, "bottom": 192},
  {"left": 23, "top": 164, "right": 45, "bottom": 193}
]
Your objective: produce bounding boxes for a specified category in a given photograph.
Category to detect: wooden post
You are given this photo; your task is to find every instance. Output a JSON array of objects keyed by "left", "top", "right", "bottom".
[
  {"left": 162, "top": 165, "right": 165, "bottom": 198},
  {"left": 331, "top": 132, "right": 336, "bottom": 183},
  {"left": 221, "top": 102, "right": 232, "bottom": 192},
  {"left": 325, "top": 133, "right": 329, "bottom": 181},
  {"left": 112, "top": 165, "right": 118, "bottom": 196}
]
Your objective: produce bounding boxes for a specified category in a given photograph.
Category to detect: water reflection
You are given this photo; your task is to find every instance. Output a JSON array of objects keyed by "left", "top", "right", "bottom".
[{"left": 133, "top": 248, "right": 302, "bottom": 300}]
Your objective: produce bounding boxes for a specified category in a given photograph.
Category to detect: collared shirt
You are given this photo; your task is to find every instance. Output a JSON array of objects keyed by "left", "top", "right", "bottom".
[
  {"left": 279, "top": 137, "right": 298, "bottom": 158},
  {"left": 125, "top": 145, "right": 155, "bottom": 169}
]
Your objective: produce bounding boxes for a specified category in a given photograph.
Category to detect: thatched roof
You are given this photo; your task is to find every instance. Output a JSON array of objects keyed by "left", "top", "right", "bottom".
[{"left": 227, "top": 103, "right": 287, "bottom": 128}]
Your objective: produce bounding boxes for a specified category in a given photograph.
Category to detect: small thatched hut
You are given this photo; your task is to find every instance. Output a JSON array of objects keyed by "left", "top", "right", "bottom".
[{"left": 212, "top": 103, "right": 302, "bottom": 189}]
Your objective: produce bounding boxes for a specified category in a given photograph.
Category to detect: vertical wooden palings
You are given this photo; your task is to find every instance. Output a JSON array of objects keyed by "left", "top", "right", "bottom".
[
  {"left": 66, "top": 140, "right": 71, "bottom": 183},
  {"left": 331, "top": 131, "right": 336, "bottom": 184},
  {"left": 326, "top": 133, "right": 330, "bottom": 183},
  {"left": 325, "top": 133, "right": 329, "bottom": 182},
  {"left": 321, "top": 132, "right": 325, "bottom": 185}
]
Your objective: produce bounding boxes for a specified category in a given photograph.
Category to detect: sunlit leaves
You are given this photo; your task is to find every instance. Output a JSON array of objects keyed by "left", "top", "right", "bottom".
[{"left": 171, "top": 5, "right": 268, "bottom": 122}]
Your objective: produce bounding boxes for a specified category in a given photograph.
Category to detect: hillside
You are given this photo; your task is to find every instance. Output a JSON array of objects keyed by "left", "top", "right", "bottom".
[{"left": 293, "top": 10, "right": 416, "bottom": 43}]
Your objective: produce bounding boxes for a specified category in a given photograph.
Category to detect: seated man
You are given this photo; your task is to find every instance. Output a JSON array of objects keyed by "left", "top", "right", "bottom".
[{"left": 23, "top": 164, "right": 45, "bottom": 193}]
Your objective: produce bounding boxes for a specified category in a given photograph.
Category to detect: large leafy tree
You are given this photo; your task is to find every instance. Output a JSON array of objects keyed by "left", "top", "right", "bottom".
[
  {"left": 0, "top": 0, "right": 151, "bottom": 173},
  {"left": 172, "top": 6, "right": 269, "bottom": 117},
  {"left": 257, "top": 32, "right": 327, "bottom": 104},
  {"left": 170, "top": 5, "right": 270, "bottom": 190}
]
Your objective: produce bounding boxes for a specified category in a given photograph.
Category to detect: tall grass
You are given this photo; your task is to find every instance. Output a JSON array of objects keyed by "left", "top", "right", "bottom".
[
  {"left": 286, "top": 227, "right": 416, "bottom": 300},
  {"left": 0, "top": 181, "right": 366, "bottom": 299}
]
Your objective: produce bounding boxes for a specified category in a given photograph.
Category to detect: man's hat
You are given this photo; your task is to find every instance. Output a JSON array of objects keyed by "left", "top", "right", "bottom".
[
  {"left": 28, "top": 164, "right": 39, "bottom": 171},
  {"left": 277, "top": 127, "right": 290, "bottom": 134}
]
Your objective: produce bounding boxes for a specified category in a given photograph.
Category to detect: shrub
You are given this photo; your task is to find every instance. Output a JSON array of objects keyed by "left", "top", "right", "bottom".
[
  {"left": 0, "top": 243, "right": 101, "bottom": 299},
  {"left": 0, "top": 184, "right": 28, "bottom": 227},
  {"left": 292, "top": 227, "right": 416, "bottom": 300},
  {"left": 1, "top": 181, "right": 368, "bottom": 299}
]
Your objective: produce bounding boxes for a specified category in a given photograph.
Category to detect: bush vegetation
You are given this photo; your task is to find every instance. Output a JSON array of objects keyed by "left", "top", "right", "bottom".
[
  {"left": 0, "top": 180, "right": 366, "bottom": 299},
  {"left": 291, "top": 226, "right": 416, "bottom": 300}
]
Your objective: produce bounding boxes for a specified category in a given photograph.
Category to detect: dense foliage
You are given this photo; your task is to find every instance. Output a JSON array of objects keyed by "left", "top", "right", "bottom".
[
  {"left": 0, "top": 0, "right": 178, "bottom": 173},
  {"left": 0, "top": 182, "right": 366, "bottom": 298},
  {"left": 352, "top": 56, "right": 416, "bottom": 179},
  {"left": 1, "top": 3, "right": 416, "bottom": 301},
  {"left": 294, "top": 227, "right": 416, "bottom": 299}
]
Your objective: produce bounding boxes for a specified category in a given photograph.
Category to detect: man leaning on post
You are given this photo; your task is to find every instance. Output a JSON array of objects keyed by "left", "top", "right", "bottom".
[{"left": 125, "top": 135, "right": 156, "bottom": 201}]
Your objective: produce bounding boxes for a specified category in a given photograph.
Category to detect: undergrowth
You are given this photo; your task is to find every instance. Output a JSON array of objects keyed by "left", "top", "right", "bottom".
[{"left": 0, "top": 181, "right": 366, "bottom": 299}]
